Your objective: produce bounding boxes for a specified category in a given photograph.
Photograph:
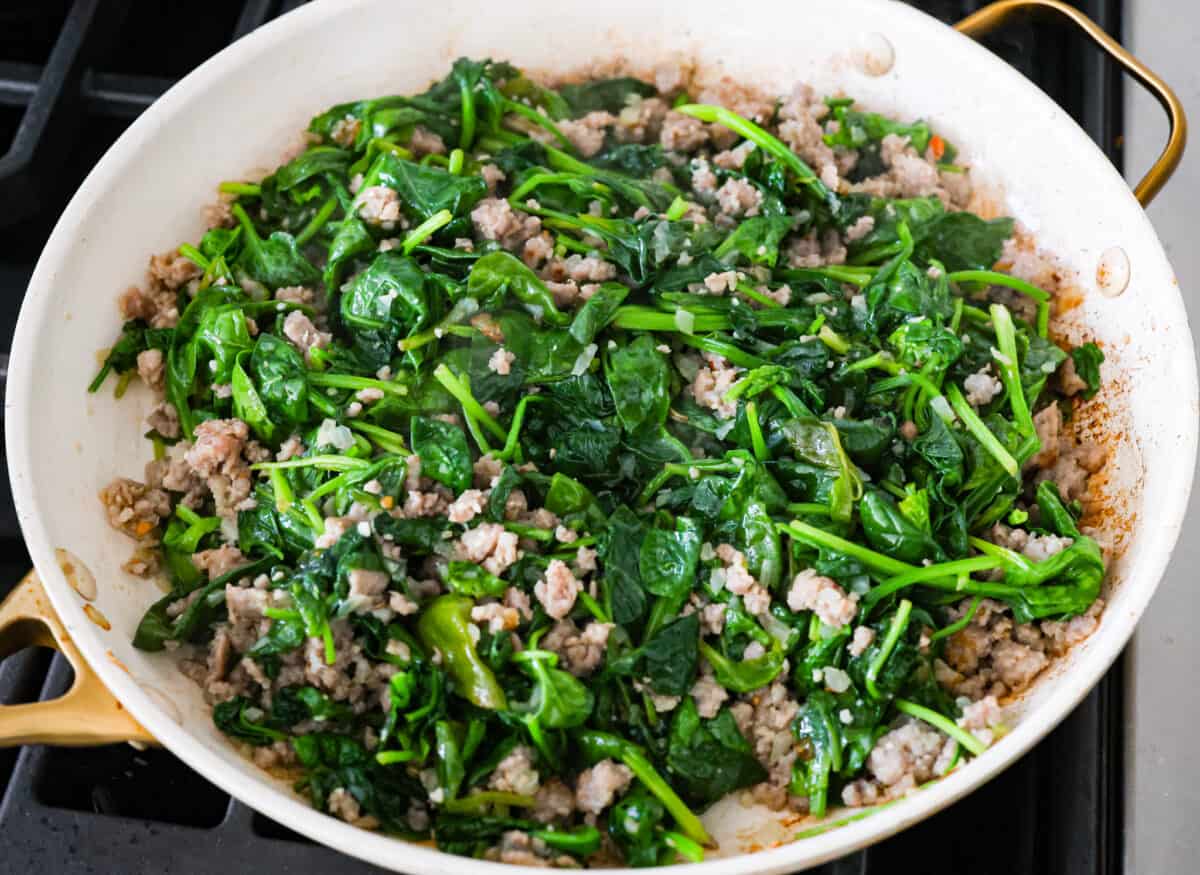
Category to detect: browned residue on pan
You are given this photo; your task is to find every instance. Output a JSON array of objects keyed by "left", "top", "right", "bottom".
[
  {"left": 56, "top": 547, "right": 97, "bottom": 601},
  {"left": 83, "top": 604, "right": 111, "bottom": 631},
  {"left": 1055, "top": 284, "right": 1086, "bottom": 315},
  {"left": 107, "top": 650, "right": 130, "bottom": 673}
]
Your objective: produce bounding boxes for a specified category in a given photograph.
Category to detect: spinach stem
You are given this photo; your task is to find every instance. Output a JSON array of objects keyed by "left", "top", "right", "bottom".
[
  {"left": 441, "top": 791, "right": 534, "bottom": 813},
  {"left": 612, "top": 306, "right": 729, "bottom": 333},
  {"left": 782, "top": 266, "right": 874, "bottom": 287},
  {"left": 861, "top": 555, "right": 1002, "bottom": 609},
  {"left": 458, "top": 80, "right": 476, "bottom": 148},
  {"left": 178, "top": 243, "right": 209, "bottom": 270},
  {"left": 299, "top": 498, "right": 325, "bottom": 532},
  {"left": 295, "top": 195, "right": 339, "bottom": 246},
  {"left": 307, "top": 371, "right": 410, "bottom": 398},
  {"left": 347, "top": 420, "right": 408, "bottom": 454},
  {"left": 989, "top": 303, "right": 1036, "bottom": 438},
  {"left": 785, "top": 502, "right": 831, "bottom": 516},
  {"left": 746, "top": 400, "right": 768, "bottom": 461},
  {"left": 477, "top": 132, "right": 521, "bottom": 152},
  {"left": 779, "top": 520, "right": 912, "bottom": 578},
  {"left": 866, "top": 598, "right": 912, "bottom": 700},
  {"left": 305, "top": 458, "right": 389, "bottom": 503},
  {"left": 960, "top": 303, "right": 993, "bottom": 325},
  {"left": 794, "top": 797, "right": 901, "bottom": 839},
  {"left": 664, "top": 832, "right": 706, "bottom": 863},
  {"left": 946, "top": 739, "right": 963, "bottom": 772},
  {"left": 497, "top": 394, "right": 544, "bottom": 461},
  {"left": 114, "top": 371, "right": 133, "bottom": 399},
  {"left": 554, "top": 233, "right": 592, "bottom": 255},
  {"left": 636, "top": 465, "right": 682, "bottom": 505},
  {"left": 1036, "top": 302, "right": 1050, "bottom": 338},
  {"left": 269, "top": 467, "right": 294, "bottom": 512},
  {"left": 307, "top": 390, "right": 338, "bottom": 417},
  {"left": 251, "top": 454, "right": 371, "bottom": 472},
  {"left": 945, "top": 384, "right": 1019, "bottom": 477},
  {"left": 676, "top": 333, "right": 769, "bottom": 368},
  {"left": 929, "top": 595, "right": 982, "bottom": 643},
  {"left": 578, "top": 731, "right": 712, "bottom": 847},
  {"left": 967, "top": 536, "right": 1033, "bottom": 575},
  {"left": 219, "top": 181, "right": 261, "bottom": 196},
  {"left": 675, "top": 103, "right": 835, "bottom": 208},
  {"left": 460, "top": 404, "right": 493, "bottom": 455},
  {"left": 894, "top": 698, "right": 987, "bottom": 756},
  {"left": 950, "top": 296, "right": 964, "bottom": 334},
  {"left": 375, "top": 749, "right": 419, "bottom": 765},
  {"left": 735, "top": 281, "right": 783, "bottom": 309},
  {"left": 504, "top": 522, "right": 553, "bottom": 542},
  {"left": 842, "top": 351, "right": 895, "bottom": 375},
  {"left": 401, "top": 209, "right": 453, "bottom": 254},
  {"left": 432, "top": 364, "right": 507, "bottom": 441},
  {"left": 866, "top": 371, "right": 948, "bottom": 410},
  {"left": 850, "top": 240, "right": 905, "bottom": 265},
  {"left": 397, "top": 298, "right": 480, "bottom": 351},
  {"left": 367, "top": 137, "right": 414, "bottom": 162},
  {"left": 542, "top": 143, "right": 593, "bottom": 174},
  {"left": 174, "top": 504, "right": 204, "bottom": 527},
  {"left": 770, "top": 383, "right": 814, "bottom": 418},
  {"left": 503, "top": 100, "right": 574, "bottom": 151},
  {"left": 509, "top": 172, "right": 609, "bottom": 204},
  {"left": 656, "top": 427, "right": 694, "bottom": 464},
  {"left": 322, "top": 623, "right": 337, "bottom": 665},
  {"left": 577, "top": 591, "right": 610, "bottom": 624},
  {"left": 664, "top": 196, "right": 689, "bottom": 221},
  {"left": 947, "top": 270, "right": 1050, "bottom": 303},
  {"left": 818, "top": 325, "right": 850, "bottom": 354}
]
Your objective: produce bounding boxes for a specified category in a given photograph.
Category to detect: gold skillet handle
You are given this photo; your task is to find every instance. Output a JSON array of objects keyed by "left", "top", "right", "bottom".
[
  {"left": 0, "top": 571, "right": 154, "bottom": 746},
  {"left": 955, "top": 0, "right": 1187, "bottom": 206}
]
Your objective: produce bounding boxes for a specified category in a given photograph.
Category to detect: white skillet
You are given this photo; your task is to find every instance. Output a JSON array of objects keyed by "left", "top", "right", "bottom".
[{"left": 2, "top": 0, "right": 1192, "bottom": 871}]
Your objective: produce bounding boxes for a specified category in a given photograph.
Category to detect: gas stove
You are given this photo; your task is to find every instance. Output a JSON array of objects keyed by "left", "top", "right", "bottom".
[{"left": 0, "top": 1, "right": 1129, "bottom": 872}]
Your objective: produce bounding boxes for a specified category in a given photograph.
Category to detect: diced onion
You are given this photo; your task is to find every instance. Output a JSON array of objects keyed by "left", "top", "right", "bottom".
[{"left": 316, "top": 418, "right": 355, "bottom": 450}]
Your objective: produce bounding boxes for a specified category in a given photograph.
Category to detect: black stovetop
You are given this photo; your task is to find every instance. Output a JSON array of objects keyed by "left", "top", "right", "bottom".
[{"left": 0, "top": 1, "right": 1124, "bottom": 872}]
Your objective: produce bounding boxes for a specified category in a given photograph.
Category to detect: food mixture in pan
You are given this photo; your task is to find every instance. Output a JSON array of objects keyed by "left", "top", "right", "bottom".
[{"left": 93, "top": 58, "right": 1110, "bottom": 866}]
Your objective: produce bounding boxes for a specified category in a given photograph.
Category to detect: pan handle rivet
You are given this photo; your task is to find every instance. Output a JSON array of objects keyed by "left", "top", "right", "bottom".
[
  {"left": 856, "top": 32, "right": 895, "bottom": 77},
  {"left": 1096, "top": 246, "right": 1131, "bottom": 297}
]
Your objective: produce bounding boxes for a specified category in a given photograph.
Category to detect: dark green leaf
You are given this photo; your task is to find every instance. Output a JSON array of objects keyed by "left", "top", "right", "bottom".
[
  {"left": 1069, "top": 342, "right": 1104, "bottom": 400},
  {"left": 636, "top": 613, "right": 699, "bottom": 697},
  {"left": 858, "top": 490, "right": 944, "bottom": 564},
  {"left": 606, "top": 335, "right": 670, "bottom": 434},
  {"left": 371, "top": 152, "right": 487, "bottom": 221},
  {"left": 599, "top": 506, "right": 648, "bottom": 624},
  {"left": 666, "top": 698, "right": 766, "bottom": 806},
  {"left": 639, "top": 517, "right": 701, "bottom": 600},
  {"left": 559, "top": 77, "right": 656, "bottom": 115},
  {"left": 914, "top": 213, "right": 1013, "bottom": 273},
  {"left": 411, "top": 415, "right": 472, "bottom": 492},
  {"left": 469, "top": 251, "right": 569, "bottom": 326},
  {"left": 568, "top": 282, "right": 629, "bottom": 346},
  {"left": 445, "top": 560, "right": 507, "bottom": 597}
]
